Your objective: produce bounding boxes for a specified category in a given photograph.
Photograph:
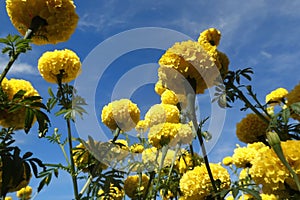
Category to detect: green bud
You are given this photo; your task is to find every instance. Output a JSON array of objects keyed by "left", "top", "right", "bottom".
[{"left": 266, "top": 131, "right": 281, "bottom": 147}]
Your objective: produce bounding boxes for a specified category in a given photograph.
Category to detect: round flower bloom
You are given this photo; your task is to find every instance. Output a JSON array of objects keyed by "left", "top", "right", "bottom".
[
  {"left": 180, "top": 163, "right": 230, "bottom": 200},
  {"left": 124, "top": 174, "right": 149, "bottom": 199},
  {"left": 249, "top": 140, "right": 300, "bottom": 196},
  {"left": 148, "top": 123, "right": 179, "bottom": 148},
  {"left": 260, "top": 194, "right": 279, "bottom": 200},
  {"left": 0, "top": 78, "right": 40, "bottom": 130},
  {"left": 142, "top": 147, "right": 178, "bottom": 170},
  {"left": 236, "top": 113, "right": 268, "bottom": 143},
  {"left": 239, "top": 168, "right": 249, "bottom": 181},
  {"left": 161, "top": 89, "right": 179, "bottom": 105},
  {"left": 145, "top": 104, "right": 179, "bottom": 128},
  {"left": 232, "top": 142, "right": 268, "bottom": 168},
  {"left": 130, "top": 143, "right": 144, "bottom": 153},
  {"left": 266, "top": 87, "right": 288, "bottom": 104},
  {"left": 38, "top": 49, "right": 81, "bottom": 83},
  {"left": 135, "top": 119, "right": 150, "bottom": 133},
  {"left": 6, "top": 0, "right": 78, "bottom": 45},
  {"left": 158, "top": 40, "right": 217, "bottom": 94},
  {"left": 222, "top": 156, "right": 233, "bottom": 166},
  {"left": 98, "top": 184, "right": 124, "bottom": 200},
  {"left": 16, "top": 185, "right": 32, "bottom": 199},
  {"left": 287, "top": 82, "right": 300, "bottom": 120},
  {"left": 198, "top": 28, "right": 221, "bottom": 47},
  {"left": 101, "top": 99, "right": 140, "bottom": 132},
  {"left": 169, "top": 123, "right": 194, "bottom": 146}
]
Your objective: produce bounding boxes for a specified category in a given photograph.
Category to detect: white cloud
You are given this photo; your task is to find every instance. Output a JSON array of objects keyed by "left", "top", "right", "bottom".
[{"left": 0, "top": 55, "right": 37, "bottom": 76}]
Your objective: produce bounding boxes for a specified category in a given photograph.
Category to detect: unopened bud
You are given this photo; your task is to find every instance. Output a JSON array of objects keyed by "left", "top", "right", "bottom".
[{"left": 266, "top": 131, "right": 281, "bottom": 147}]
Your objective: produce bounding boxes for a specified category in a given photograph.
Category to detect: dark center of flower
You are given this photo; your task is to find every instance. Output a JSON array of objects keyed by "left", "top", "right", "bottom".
[
  {"left": 209, "top": 40, "right": 215, "bottom": 46},
  {"left": 30, "top": 16, "right": 48, "bottom": 33}
]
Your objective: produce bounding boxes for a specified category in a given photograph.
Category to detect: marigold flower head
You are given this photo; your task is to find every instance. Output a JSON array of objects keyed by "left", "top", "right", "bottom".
[
  {"left": 236, "top": 113, "right": 268, "bottom": 143},
  {"left": 158, "top": 40, "right": 220, "bottom": 94},
  {"left": 0, "top": 78, "right": 40, "bottom": 130},
  {"left": 124, "top": 174, "right": 149, "bottom": 199},
  {"left": 145, "top": 104, "right": 179, "bottom": 128},
  {"left": 161, "top": 89, "right": 179, "bottom": 105},
  {"left": 287, "top": 82, "right": 300, "bottom": 120},
  {"left": 38, "top": 49, "right": 81, "bottom": 83},
  {"left": 266, "top": 87, "right": 288, "bottom": 104},
  {"left": 222, "top": 156, "right": 233, "bottom": 166},
  {"left": 154, "top": 80, "right": 167, "bottom": 95},
  {"left": 130, "top": 143, "right": 144, "bottom": 153},
  {"left": 232, "top": 142, "right": 268, "bottom": 168},
  {"left": 198, "top": 28, "right": 221, "bottom": 47},
  {"left": 6, "top": 0, "right": 78, "bottom": 45},
  {"left": 175, "top": 150, "right": 202, "bottom": 174},
  {"left": 142, "top": 147, "right": 178, "bottom": 170},
  {"left": 101, "top": 99, "right": 140, "bottom": 132},
  {"left": 169, "top": 123, "right": 194, "bottom": 146},
  {"left": 135, "top": 119, "right": 150, "bottom": 133},
  {"left": 180, "top": 163, "right": 230, "bottom": 200},
  {"left": 16, "top": 185, "right": 32, "bottom": 199},
  {"left": 249, "top": 140, "right": 300, "bottom": 196},
  {"left": 98, "top": 183, "right": 124, "bottom": 200},
  {"left": 148, "top": 123, "right": 179, "bottom": 148}
]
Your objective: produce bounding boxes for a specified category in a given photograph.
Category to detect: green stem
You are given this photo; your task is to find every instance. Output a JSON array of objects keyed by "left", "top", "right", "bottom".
[
  {"left": 54, "top": 128, "right": 70, "bottom": 165},
  {"left": 78, "top": 175, "right": 93, "bottom": 198},
  {"left": 0, "top": 16, "right": 47, "bottom": 84},
  {"left": 66, "top": 118, "right": 79, "bottom": 200}
]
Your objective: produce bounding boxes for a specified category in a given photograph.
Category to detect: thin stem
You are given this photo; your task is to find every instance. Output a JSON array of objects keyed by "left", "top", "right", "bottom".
[
  {"left": 54, "top": 128, "right": 70, "bottom": 166},
  {"left": 0, "top": 16, "right": 47, "bottom": 84},
  {"left": 78, "top": 175, "right": 93, "bottom": 198},
  {"left": 67, "top": 118, "right": 79, "bottom": 200}
]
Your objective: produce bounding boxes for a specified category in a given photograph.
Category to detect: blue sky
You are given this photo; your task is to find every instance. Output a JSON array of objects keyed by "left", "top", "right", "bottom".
[{"left": 1, "top": 0, "right": 300, "bottom": 199}]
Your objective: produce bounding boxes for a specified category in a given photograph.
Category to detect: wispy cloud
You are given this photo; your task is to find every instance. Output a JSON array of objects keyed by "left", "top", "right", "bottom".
[{"left": 0, "top": 55, "right": 37, "bottom": 76}]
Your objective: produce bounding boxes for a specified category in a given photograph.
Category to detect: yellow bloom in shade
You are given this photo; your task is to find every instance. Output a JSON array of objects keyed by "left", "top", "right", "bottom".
[
  {"left": 222, "top": 156, "right": 233, "bottom": 166},
  {"left": 124, "top": 174, "right": 149, "bottom": 199},
  {"left": 101, "top": 99, "right": 140, "bottom": 131},
  {"left": 260, "top": 194, "right": 279, "bottom": 200},
  {"left": 180, "top": 163, "right": 230, "bottom": 200},
  {"left": 236, "top": 113, "right": 268, "bottom": 143},
  {"left": 145, "top": 104, "right": 179, "bottom": 127},
  {"left": 38, "top": 49, "right": 81, "bottom": 83},
  {"left": 72, "top": 142, "right": 108, "bottom": 173},
  {"left": 16, "top": 185, "right": 32, "bottom": 199},
  {"left": 232, "top": 142, "right": 268, "bottom": 168},
  {"left": 249, "top": 140, "right": 300, "bottom": 196},
  {"left": 175, "top": 150, "right": 202, "bottom": 174},
  {"left": 286, "top": 82, "right": 300, "bottom": 120},
  {"left": 0, "top": 78, "right": 40, "bottom": 130},
  {"left": 198, "top": 28, "right": 221, "bottom": 47},
  {"left": 161, "top": 89, "right": 179, "bottom": 105},
  {"left": 142, "top": 147, "right": 178, "bottom": 170},
  {"left": 6, "top": 0, "right": 78, "bottom": 45},
  {"left": 135, "top": 119, "right": 150, "bottom": 133},
  {"left": 98, "top": 183, "right": 124, "bottom": 200},
  {"left": 265, "top": 87, "right": 288, "bottom": 104},
  {"left": 5, "top": 197, "right": 12, "bottom": 200}
]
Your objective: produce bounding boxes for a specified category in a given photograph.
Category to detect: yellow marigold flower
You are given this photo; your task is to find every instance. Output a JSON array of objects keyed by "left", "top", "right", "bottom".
[
  {"left": 148, "top": 123, "right": 179, "bottom": 148},
  {"left": 6, "top": 0, "right": 78, "bottom": 45},
  {"left": 158, "top": 40, "right": 219, "bottom": 94},
  {"left": 124, "top": 174, "right": 149, "bottom": 199},
  {"left": 160, "top": 190, "right": 175, "bottom": 200},
  {"left": 222, "top": 156, "right": 233, "bottom": 166},
  {"left": 16, "top": 185, "right": 32, "bottom": 199},
  {"left": 98, "top": 183, "right": 124, "bottom": 200},
  {"left": 110, "top": 139, "right": 129, "bottom": 161},
  {"left": 198, "top": 28, "right": 229, "bottom": 78},
  {"left": 266, "top": 87, "right": 288, "bottom": 104},
  {"left": 249, "top": 140, "right": 300, "bottom": 195},
  {"left": 169, "top": 123, "right": 194, "bottom": 146},
  {"left": 154, "top": 80, "right": 167, "bottom": 95},
  {"left": 232, "top": 142, "right": 268, "bottom": 168},
  {"left": 198, "top": 28, "right": 221, "bottom": 47},
  {"left": 0, "top": 78, "right": 40, "bottom": 130},
  {"left": 286, "top": 82, "right": 300, "bottom": 120},
  {"left": 38, "top": 49, "right": 81, "bottom": 83},
  {"left": 236, "top": 113, "right": 268, "bottom": 143},
  {"left": 101, "top": 99, "right": 140, "bottom": 131},
  {"left": 180, "top": 163, "right": 230, "bottom": 200},
  {"left": 238, "top": 194, "right": 254, "bottom": 200},
  {"left": 145, "top": 104, "right": 179, "bottom": 128},
  {"left": 142, "top": 147, "right": 177, "bottom": 169},
  {"left": 225, "top": 196, "right": 234, "bottom": 200},
  {"left": 175, "top": 150, "right": 202, "bottom": 174},
  {"left": 72, "top": 142, "right": 108, "bottom": 172},
  {"left": 130, "top": 143, "right": 144, "bottom": 153},
  {"left": 135, "top": 119, "right": 150, "bottom": 133},
  {"left": 5, "top": 197, "right": 12, "bottom": 200},
  {"left": 239, "top": 168, "right": 250, "bottom": 181},
  {"left": 161, "top": 89, "right": 179, "bottom": 105}
]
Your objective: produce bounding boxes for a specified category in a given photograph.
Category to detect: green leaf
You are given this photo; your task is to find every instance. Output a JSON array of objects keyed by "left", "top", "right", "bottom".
[
  {"left": 240, "top": 188, "right": 262, "bottom": 200},
  {"left": 12, "top": 89, "right": 26, "bottom": 100},
  {"left": 48, "top": 87, "right": 55, "bottom": 97},
  {"left": 282, "top": 108, "right": 290, "bottom": 124},
  {"left": 290, "top": 102, "right": 300, "bottom": 115}
]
